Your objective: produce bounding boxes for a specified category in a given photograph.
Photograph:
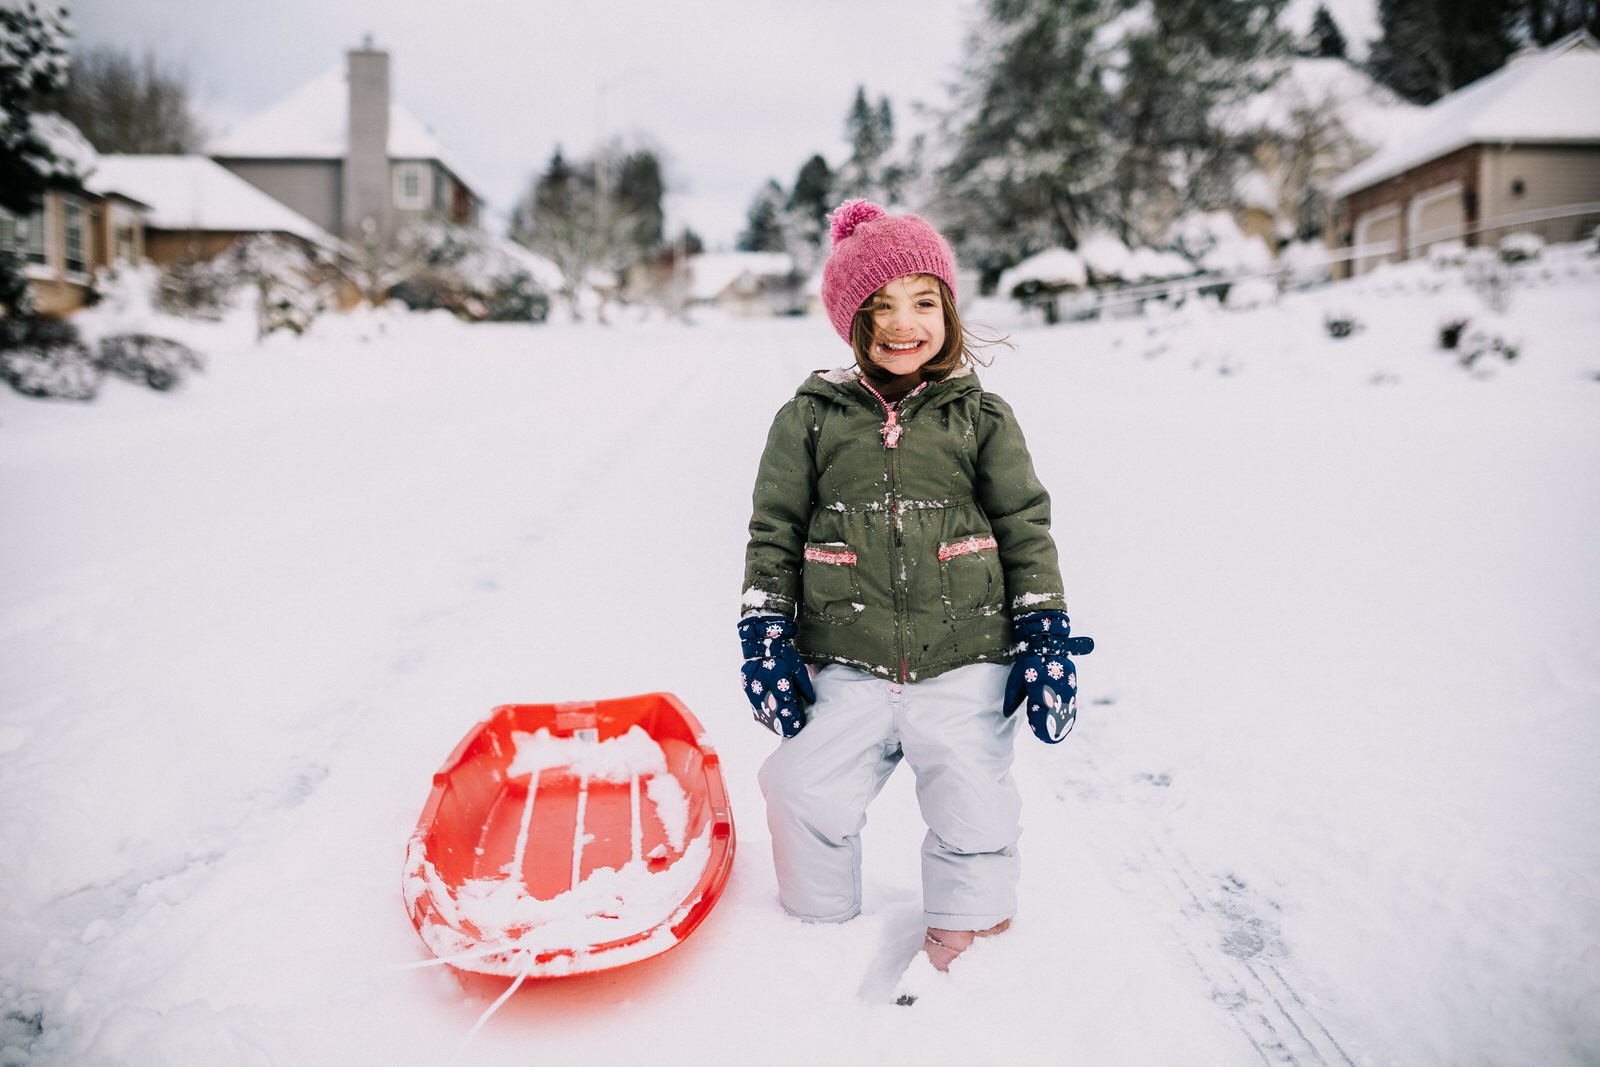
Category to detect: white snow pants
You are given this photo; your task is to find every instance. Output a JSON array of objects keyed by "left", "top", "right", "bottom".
[{"left": 758, "top": 661, "right": 1021, "bottom": 930}]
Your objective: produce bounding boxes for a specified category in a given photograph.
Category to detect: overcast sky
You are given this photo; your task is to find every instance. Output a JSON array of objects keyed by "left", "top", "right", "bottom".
[{"left": 67, "top": 0, "right": 1378, "bottom": 249}]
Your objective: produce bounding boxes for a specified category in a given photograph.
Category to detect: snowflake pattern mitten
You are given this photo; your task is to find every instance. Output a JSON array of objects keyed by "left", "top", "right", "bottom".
[
  {"left": 738, "top": 615, "right": 816, "bottom": 738},
  {"left": 1004, "top": 610, "right": 1095, "bottom": 743}
]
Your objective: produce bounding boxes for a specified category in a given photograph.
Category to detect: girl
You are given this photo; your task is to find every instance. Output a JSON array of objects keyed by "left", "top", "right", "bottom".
[{"left": 738, "top": 199, "right": 1092, "bottom": 973}]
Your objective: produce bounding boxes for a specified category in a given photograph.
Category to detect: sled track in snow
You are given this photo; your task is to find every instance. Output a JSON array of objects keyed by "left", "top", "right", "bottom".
[
  {"left": 1070, "top": 755, "right": 1356, "bottom": 1067},
  {"left": 1143, "top": 835, "right": 1355, "bottom": 1067}
]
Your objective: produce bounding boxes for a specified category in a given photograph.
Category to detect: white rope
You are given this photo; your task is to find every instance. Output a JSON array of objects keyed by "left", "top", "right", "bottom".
[{"left": 447, "top": 964, "right": 531, "bottom": 1067}]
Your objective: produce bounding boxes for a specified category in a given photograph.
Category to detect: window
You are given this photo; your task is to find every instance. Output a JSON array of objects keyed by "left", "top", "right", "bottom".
[
  {"left": 1, "top": 206, "right": 50, "bottom": 265},
  {"left": 63, "top": 200, "right": 88, "bottom": 275},
  {"left": 110, "top": 203, "right": 140, "bottom": 264},
  {"left": 393, "top": 162, "right": 427, "bottom": 210}
]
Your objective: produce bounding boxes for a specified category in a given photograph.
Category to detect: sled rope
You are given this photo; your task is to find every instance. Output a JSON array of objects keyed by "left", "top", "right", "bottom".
[
  {"left": 448, "top": 962, "right": 532, "bottom": 1066},
  {"left": 395, "top": 940, "right": 526, "bottom": 971}
]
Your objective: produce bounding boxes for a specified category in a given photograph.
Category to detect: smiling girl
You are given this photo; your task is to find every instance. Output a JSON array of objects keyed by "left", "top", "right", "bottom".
[{"left": 738, "top": 199, "right": 1093, "bottom": 977}]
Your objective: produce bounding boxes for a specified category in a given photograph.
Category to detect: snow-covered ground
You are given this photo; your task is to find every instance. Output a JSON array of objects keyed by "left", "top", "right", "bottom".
[{"left": 3, "top": 250, "right": 1598, "bottom": 1066}]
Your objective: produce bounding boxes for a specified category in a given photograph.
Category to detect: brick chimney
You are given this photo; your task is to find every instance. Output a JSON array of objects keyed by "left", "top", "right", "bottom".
[{"left": 343, "top": 41, "right": 392, "bottom": 243}]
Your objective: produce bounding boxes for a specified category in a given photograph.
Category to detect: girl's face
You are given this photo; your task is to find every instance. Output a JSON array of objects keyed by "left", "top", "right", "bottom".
[{"left": 865, "top": 274, "right": 947, "bottom": 378}]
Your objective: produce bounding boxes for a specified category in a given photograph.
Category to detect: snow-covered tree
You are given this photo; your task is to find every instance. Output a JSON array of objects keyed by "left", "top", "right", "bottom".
[
  {"left": 934, "top": 0, "right": 1289, "bottom": 288},
  {"left": 47, "top": 44, "right": 205, "bottom": 153},
  {"left": 510, "top": 143, "right": 665, "bottom": 320},
  {"left": 932, "top": 0, "right": 1121, "bottom": 284},
  {"left": 1, "top": 0, "right": 70, "bottom": 315},
  {"left": 226, "top": 234, "right": 330, "bottom": 339}
]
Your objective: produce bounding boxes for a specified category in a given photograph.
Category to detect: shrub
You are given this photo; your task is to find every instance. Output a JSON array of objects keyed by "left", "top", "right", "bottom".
[
  {"left": 1323, "top": 308, "right": 1359, "bottom": 338},
  {"left": 154, "top": 255, "right": 235, "bottom": 320},
  {"left": 1498, "top": 232, "right": 1544, "bottom": 264},
  {"left": 0, "top": 316, "right": 100, "bottom": 400},
  {"left": 1437, "top": 317, "right": 1470, "bottom": 350},
  {"left": 389, "top": 221, "right": 551, "bottom": 323},
  {"left": 1458, "top": 327, "right": 1519, "bottom": 369},
  {"left": 96, "top": 334, "right": 204, "bottom": 391}
]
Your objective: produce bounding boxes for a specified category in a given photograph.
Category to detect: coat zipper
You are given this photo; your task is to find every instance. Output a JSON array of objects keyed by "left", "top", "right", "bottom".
[{"left": 859, "top": 379, "right": 927, "bottom": 685}]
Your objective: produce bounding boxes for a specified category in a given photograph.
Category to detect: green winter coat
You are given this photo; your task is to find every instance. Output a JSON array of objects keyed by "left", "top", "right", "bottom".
[{"left": 742, "top": 366, "right": 1066, "bottom": 683}]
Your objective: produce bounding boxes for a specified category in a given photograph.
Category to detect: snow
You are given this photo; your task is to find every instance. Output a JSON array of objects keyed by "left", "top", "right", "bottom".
[
  {"left": 3, "top": 246, "right": 1600, "bottom": 1065},
  {"left": 27, "top": 112, "right": 96, "bottom": 184},
  {"left": 87, "top": 155, "right": 343, "bottom": 252},
  {"left": 1331, "top": 34, "right": 1600, "bottom": 197}
]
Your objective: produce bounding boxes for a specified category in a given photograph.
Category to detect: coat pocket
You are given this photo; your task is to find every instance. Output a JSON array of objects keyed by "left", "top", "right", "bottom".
[
  {"left": 801, "top": 542, "right": 862, "bottom": 625},
  {"left": 938, "top": 535, "right": 1002, "bottom": 620}
]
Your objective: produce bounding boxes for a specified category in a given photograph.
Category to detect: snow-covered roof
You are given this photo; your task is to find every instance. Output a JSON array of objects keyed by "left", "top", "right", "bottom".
[
  {"left": 87, "top": 155, "right": 342, "bottom": 252},
  {"left": 1230, "top": 57, "right": 1423, "bottom": 150},
  {"left": 998, "top": 249, "right": 1087, "bottom": 294},
  {"left": 206, "top": 64, "right": 482, "bottom": 196},
  {"left": 687, "top": 252, "right": 794, "bottom": 301},
  {"left": 1331, "top": 32, "right": 1600, "bottom": 198}
]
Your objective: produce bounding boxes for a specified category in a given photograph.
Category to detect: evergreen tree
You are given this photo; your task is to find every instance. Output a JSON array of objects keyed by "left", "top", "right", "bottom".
[
  {"left": 838, "top": 85, "right": 899, "bottom": 202},
  {"left": 935, "top": 0, "right": 1120, "bottom": 282},
  {"left": 1306, "top": 4, "right": 1348, "bottom": 57},
  {"left": 738, "top": 179, "right": 787, "bottom": 252},
  {"left": 1, "top": 0, "right": 69, "bottom": 217},
  {"left": 1368, "top": 0, "right": 1518, "bottom": 104},
  {"left": 1517, "top": 0, "right": 1600, "bottom": 44},
  {"left": 1, "top": 0, "right": 71, "bottom": 315},
  {"left": 789, "top": 154, "right": 833, "bottom": 230}
]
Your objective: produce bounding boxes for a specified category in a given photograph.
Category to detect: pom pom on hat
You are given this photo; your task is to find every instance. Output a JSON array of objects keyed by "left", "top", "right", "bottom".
[
  {"left": 819, "top": 199, "right": 958, "bottom": 343},
  {"left": 829, "top": 199, "right": 886, "bottom": 245}
]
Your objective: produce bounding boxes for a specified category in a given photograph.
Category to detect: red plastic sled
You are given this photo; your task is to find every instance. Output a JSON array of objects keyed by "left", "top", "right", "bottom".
[{"left": 403, "top": 693, "right": 734, "bottom": 978}]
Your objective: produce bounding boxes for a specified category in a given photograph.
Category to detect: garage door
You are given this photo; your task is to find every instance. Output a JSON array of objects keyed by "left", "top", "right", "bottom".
[{"left": 1354, "top": 206, "right": 1401, "bottom": 274}]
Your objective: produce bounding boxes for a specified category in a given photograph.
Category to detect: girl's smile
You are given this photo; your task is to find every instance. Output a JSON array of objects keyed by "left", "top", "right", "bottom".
[{"left": 868, "top": 275, "right": 947, "bottom": 378}]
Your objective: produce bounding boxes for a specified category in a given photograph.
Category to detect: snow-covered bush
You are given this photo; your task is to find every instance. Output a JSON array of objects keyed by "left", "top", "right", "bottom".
[
  {"left": 96, "top": 334, "right": 204, "bottom": 391},
  {"left": 1458, "top": 327, "right": 1519, "bottom": 369},
  {"left": 1498, "top": 232, "right": 1544, "bottom": 264},
  {"left": 1427, "top": 241, "right": 1469, "bottom": 269},
  {"left": 1464, "top": 250, "right": 1512, "bottom": 313},
  {"left": 389, "top": 221, "right": 551, "bottom": 323},
  {"left": 0, "top": 316, "right": 100, "bottom": 400},
  {"left": 154, "top": 256, "right": 234, "bottom": 320},
  {"left": 1279, "top": 240, "right": 1332, "bottom": 288},
  {"left": 1224, "top": 278, "right": 1278, "bottom": 311},
  {"left": 225, "top": 234, "right": 333, "bottom": 339}
]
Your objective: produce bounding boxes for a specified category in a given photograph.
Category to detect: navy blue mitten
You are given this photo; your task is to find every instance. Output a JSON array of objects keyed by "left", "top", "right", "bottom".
[
  {"left": 738, "top": 615, "right": 816, "bottom": 737},
  {"left": 1004, "top": 610, "right": 1095, "bottom": 743}
]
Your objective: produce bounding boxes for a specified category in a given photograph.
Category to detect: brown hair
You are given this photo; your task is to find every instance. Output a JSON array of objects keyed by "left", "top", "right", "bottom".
[{"left": 848, "top": 275, "right": 1005, "bottom": 384}]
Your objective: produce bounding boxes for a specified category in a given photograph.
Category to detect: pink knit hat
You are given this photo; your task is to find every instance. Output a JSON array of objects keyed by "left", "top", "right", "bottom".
[{"left": 820, "top": 199, "right": 958, "bottom": 343}]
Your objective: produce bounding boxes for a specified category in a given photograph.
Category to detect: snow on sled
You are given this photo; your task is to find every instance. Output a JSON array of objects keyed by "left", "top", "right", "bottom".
[{"left": 403, "top": 693, "right": 734, "bottom": 978}]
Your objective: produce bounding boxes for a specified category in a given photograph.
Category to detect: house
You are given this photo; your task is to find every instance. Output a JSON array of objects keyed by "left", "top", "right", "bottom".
[
  {"left": 686, "top": 252, "right": 801, "bottom": 317},
  {"left": 1330, "top": 32, "right": 1600, "bottom": 274},
  {"left": 87, "top": 155, "right": 344, "bottom": 267},
  {"left": 208, "top": 43, "right": 483, "bottom": 247},
  {"left": 1230, "top": 56, "right": 1422, "bottom": 247},
  {"left": 0, "top": 114, "right": 151, "bottom": 317}
]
